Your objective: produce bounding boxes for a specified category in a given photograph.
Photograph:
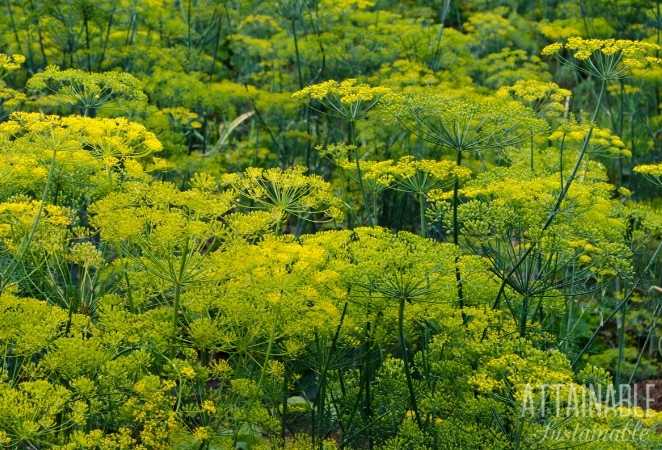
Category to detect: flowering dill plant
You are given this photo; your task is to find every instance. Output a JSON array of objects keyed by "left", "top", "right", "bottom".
[
  {"left": 27, "top": 66, "right": 146, "bottom": 116},
  {"left": 0, "top": 2, "right": 661, "bottom": 449},
  {"left": 541, "top": 38, "right": 662, "bottom": 82}
]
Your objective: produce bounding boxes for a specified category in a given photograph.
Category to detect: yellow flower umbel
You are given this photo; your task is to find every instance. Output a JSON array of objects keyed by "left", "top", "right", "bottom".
[
  {"left": 497, "top": 80, "right": 570, "bottom": 123},
  {"left": 386, "top": 91, "right": 545, "bottom": 155},
  {"left": 634, "top": 163, "right": 662, "bottom": 187},
  {"left": 541, "top": 37, "right": 662, "bottom": 82},
  {"left": 0, "top": 53, "right": 25, "bottom": 78},
  {"left": 0, "top": 112, "right": 163, "bottom": 203},
  {"left": 292, "top": 79, "right": 391, "bottom": 122},
  {"left": 549, "top": 122, "right": 631, "bottom": 159},
  {"left": 27, "top": 66, "right": 146, "bottom": 117},
  {"left": 389, "top": 156, "right": 471, "bottom": 237},
  {"left": 0, "top": 200, "right": 72, "bottom": 255}
]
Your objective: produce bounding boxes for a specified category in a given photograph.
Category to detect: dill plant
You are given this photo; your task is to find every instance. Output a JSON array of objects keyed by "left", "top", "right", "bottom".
[{"left": 0, "top": 3, "right": 662, "bottom": 450}]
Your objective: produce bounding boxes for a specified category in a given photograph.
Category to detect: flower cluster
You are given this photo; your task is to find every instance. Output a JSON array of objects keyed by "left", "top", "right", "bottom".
[
  {"left": 549, "top": 122, "right": 631, "bottom": 158},
  {"left": 0, "top": 1, "right": 660, "bottom": 449},
  {"left": 0, "top": 53, "right": 25, "bottom": 75},
  {"left": 27, "top": 66, "right": 146, "bottom": 115},
  {"left": 225, "top": 166, "right": 343, "bottom": 227},
  {"left": 542, "top": 38, "right": 662, "bottom": 80},
  {"left": 634, "top": 163, "right": 662, "bottom": 186},
  {"left": 293, "top": 79, "right": 391, "bottom": 121},
  {"left": 497, "top": 79, "right": 570, "bottom": 122}
]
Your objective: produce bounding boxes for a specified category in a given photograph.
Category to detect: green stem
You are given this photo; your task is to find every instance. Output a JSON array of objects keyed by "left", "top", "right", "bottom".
[
  {"left": 399, "top": 297, "right": 422, "bottom": 429},
  {"left": 492, "top": 81, "right": 606, "bottom": 311},
  {"left": 616, "top": 280, "right": 626, "bottom": 385},
  {"left": 453, "top": 149, "right": 466, "bottom": 323},
  {"left": 452, "top": 149, "right": 461, "bottom": 246},
  {"left": 5, "top": 0, "right": 22, "bottom": 56},
  {"left": 572, "top": 239, "right": 662, "bottom": 368},
  {"left": 291, "top": 18, "right": 304, "bottom": 89},
  {"left": 258, "top": 323, "right": 276, "bottom": 387},
  {"left": 530, "top": 131, "right": 534, "bottom": 172},
  {"left": 519, "top": 295, "right": 529, "bottom": 337},
  {"left": 172, "top": 240, "right": 190, "bottom": 344},
  {"left": 418, "top": 193, "right": 426, "bottom": 237},
  {"left": 349, "top": 121, "right": 369, "bottom": 225}
]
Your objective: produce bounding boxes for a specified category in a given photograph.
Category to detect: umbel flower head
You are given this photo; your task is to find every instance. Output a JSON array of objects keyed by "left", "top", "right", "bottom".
[
  {"left": 634, "top": 163, "right": 662, "bottom": 187},
  {"left": 27, "top": 66, "right": 146, "bottom": 116},
  {"left": 386, "top": 91, "right": 545, "bottom": 155},
  {"left": 2, "top": 112, "right": 162, "bottom": 162},
  {"left": 541, "top": 37, "right": 662, "bottom": 82},
  {"left": 223, "top": 166, "right": 343, "bottom": 226},
  {"left": 549, "top": 122, "right": 630, "bottom": 159},
  {"left": 336, "top": 156, "right": 471, "bottom": 194},
  {"left": 0, "top": 53, "right": 25, "bottom": 78},
  {"left": 496, "top": 80, "right": 570, "bottom": 122},
  {"left": 388, "top": 156, "right": 471, "bottom": 196},
  {"left": 292, "top": 79, "right": 391, "bottom": 121}
]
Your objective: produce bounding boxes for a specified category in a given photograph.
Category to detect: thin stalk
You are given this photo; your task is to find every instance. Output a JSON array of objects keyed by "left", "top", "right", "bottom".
[
  {"left": 452, "top": 149, "right": 461, "bottom": 246},
  {"left": 398, "top": 297, "right": 422, "bottom": 429},
  {"left": 98, "top": 7, "right": 116, "bottom": 70},
  {"left": 615, "top": 289, "right": 626, "bottom": 386},
  {"left": 281, "top": 362, "right": 288, "bottom": 447},
  {"left": 453, "top": 148, "right": 466, "bottom": 322},
  {"left": 291, "top": 18, "right": 304, "bottom": 90},
  {"left": 519, "top": 295, "right": 529, "bottom": 337},
  {"left": 492, "top": 81, "right": 606, "bottom": 311},
  {"left": 530, "top": 131, "right": 534, "bottom": 172},
  {"left": 559, "top": 133, "right": 566, "bottom": 188},
  {"left": 172, "top": 240, "right": 191, "bottom": 343},
  {"left": 186, "top": 0, "right": 192, "bottom": 56},
  {"left": 572, "top": 239, "right": 662, "bottom": 367},
  {"left": 429, "top": 0, "right": 451, "bottom": 71},
  {"left": 258, "top": 323, "right": 276, "bottom": 387},
  {"left": 418, "top": 193, "right": 426, "bottom": 237},
  {"left": 313, "top": 302, "right": 347, "bottom": 447},
  {"left": 28, "top": 0, "right": 47, "bottom": 67},
  {"left": 0, "top": 147, "right": 57, "bottom": 294},
  {"left": 5, "top": 0, "right": 22, "bottom": 55},
  {"left": 83, "top": 10, "right": 92, "bottom": 72},
  {"left": 208, "top": 13, "right": 223, "bottom": 80},
  {"left": 627, "top": 302, "right": 661, "bottom": 385},
  {"left": 349, "top": 121, "right": 369, "bottom": 225},
  {"left": 363, "top": 319, "right": 373, "bottom": 449}
]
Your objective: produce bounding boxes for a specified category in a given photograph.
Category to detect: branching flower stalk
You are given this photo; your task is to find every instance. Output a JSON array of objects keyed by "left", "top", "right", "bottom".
[
  {"left": 293, "top": 80, "right": 390, "bottom": 225},
  {"left": 0, "top": 147, "right": 57, "bottom": 295},
  {"left": 366, "top": 272, "right": 431, "bottom": 430},
  {"left": 388, "top": 93, "right": 541, "bottom": 320},
  {"left": 491, "top": 81, "right": 606, "bottom": 335}
]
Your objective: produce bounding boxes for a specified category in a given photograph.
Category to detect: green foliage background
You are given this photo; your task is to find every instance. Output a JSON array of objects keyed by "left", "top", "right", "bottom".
[{"left": 0, "top": 0, "right": 662, "bottom": 448}]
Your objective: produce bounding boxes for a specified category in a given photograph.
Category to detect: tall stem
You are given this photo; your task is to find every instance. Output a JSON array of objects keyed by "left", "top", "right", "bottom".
[
  {"left": 453, "top": 149, "right": 466, "bottom": 322},
  {"left": 291, "top": 18, "right": 304, "bottom": 90},
  {"left": 349, "top": 120, "right": 369, "bottom": 225},
  {"left": 519, "top": 295, "right": 529, "bottom": 337},
  {"left": 208, "top": 13, "right": 223, "bottom": 80},
  {"left": 28, "top": 0, "right": 47, "bottom": 67},
  {"left": 5, "top": 0, "right": 21, "bottom": 54},
  {"left": 83, "top": 11, "right": 92, "bottom": 72},
  {"left": 452, "top": 149, "right": 462, "bottom": 246},
  {"left": 98, "top": 7, "right": 116, "bottom": 70},
  {"left": 529, "top": 131, "right": 534, "bottom": 172},
  {"left": 399, "top": 297, "right": 422, "bottom": 428},
  {"left": 573, "top": 239, "right": 662, "bottom": 368},
  {"left": 492, "top": 81, "right": 606, "bottom": 311},
  {"left": 418, "top": 193, "right": 426, "bottom": 237},
  {"left": 186, "top": 0, "right": 193, "bottom": 55}
]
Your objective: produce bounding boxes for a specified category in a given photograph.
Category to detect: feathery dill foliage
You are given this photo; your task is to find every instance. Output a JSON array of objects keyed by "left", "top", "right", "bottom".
[{"left": 1, "top": 1, "right": 662, "bottom": 449}]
